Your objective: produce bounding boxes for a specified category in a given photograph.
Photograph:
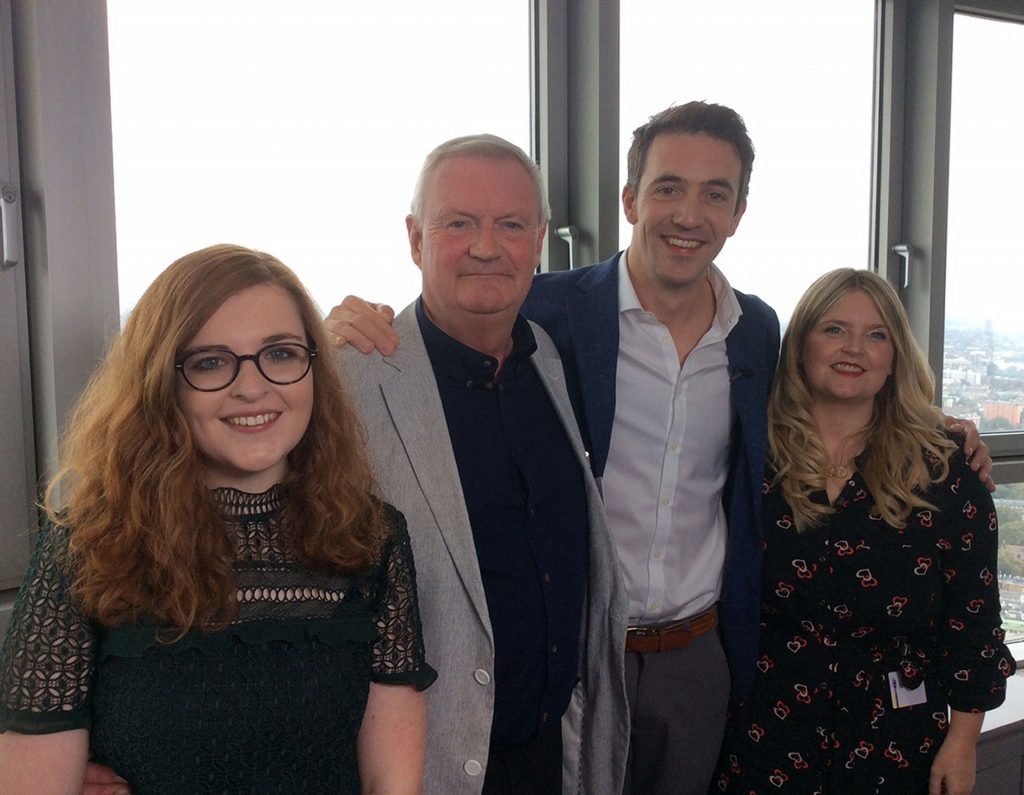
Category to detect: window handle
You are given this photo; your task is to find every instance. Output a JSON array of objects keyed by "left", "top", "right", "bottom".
[
  {"left": 1, "top": 183, "right": 21, "bottom": 270},
  {"left": 892, "top": 243, "right": 914, "bottom": 289},
  {"left": 556, "top": 225, "right": 579, "bottom": 270}
]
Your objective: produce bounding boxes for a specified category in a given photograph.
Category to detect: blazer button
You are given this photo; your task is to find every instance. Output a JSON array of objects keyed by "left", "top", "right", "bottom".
[
  {"left": 464, "top": 759, "right": 483, "bottom": 776},
  {"left": 474, "top": 668, "right": 491, "bottom": 685}
]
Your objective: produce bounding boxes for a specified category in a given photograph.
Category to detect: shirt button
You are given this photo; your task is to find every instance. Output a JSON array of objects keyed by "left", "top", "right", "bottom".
[
  {"left": 653, "top": 549, "right": 663, "bottom": 559},
  {"left": 542, "top": 711, "right": 549, "bottom": 722},
  {"left": 483, "top": 381, "right": 494, "bottom": 391},
  {"left": 465, "top": 379, "right": 474, "bottom": 388},
  {"left": 473, "top": 669, "right": 491, "bottom": 685},
  {"left": 543, "top": 573, "right": 551, "bottom": 583},
  {"left": 550, "top": 644, "right": 558, "bottom": 654},
  {"left": 464, "top": 760, "right": 483, "bottom": 776},
  {"left": 483, "top": 359, "right": 493, "bottom": 369},
  {"left": 670, "top": 443, "right": 678, "bottom": 451},
  {"left": 649, "top": 601, "right": 659, "bottom": 611},
  {"left": 660, "top": 497, "right": 670, "bottom": 506}
]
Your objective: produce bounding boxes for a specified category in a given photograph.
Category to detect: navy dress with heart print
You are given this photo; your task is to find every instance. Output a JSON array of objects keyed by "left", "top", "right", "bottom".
[{"left": 715, "top": 448, "right": 1013, "bottom": 794}]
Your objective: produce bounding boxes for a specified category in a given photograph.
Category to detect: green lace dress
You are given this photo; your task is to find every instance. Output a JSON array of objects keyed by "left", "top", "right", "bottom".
[{"left": 0, "top": 486, "right": 436, "bottom": 794}]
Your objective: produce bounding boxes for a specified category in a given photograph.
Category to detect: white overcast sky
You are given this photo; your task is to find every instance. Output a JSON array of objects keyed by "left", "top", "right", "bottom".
[{"left": 106, "top": 2, "right": 1023, "bottom": 335}]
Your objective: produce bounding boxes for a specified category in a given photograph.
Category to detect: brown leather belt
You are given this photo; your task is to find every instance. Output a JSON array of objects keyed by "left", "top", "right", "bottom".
[{"left": 625, "top": 605, "right": 718, "bottom": 653}]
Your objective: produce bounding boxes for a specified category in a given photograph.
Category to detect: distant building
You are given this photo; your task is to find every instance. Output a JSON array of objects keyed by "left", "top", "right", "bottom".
[
  {"left": 943, "top": 367, "right": 984, "bottom": 387},
  {"left": 983, "top": 401, "right": 1023, "bottom": 426}
]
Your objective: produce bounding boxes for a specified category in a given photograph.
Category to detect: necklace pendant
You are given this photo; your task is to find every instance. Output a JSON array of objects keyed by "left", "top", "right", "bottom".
[{"left": 827, "top": 464, "right": 850, "bottom": 479}]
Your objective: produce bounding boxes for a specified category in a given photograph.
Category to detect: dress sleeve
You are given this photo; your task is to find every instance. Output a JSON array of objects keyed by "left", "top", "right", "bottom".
[
  {"left": 0, "top": 525, "right": 96, "bottom": 733},
  {"left": 370, "top": 505, "right": 437, "bottom": 691},
  {"left": 936, "top": 450, "right": 1014, "bottom": 712}
]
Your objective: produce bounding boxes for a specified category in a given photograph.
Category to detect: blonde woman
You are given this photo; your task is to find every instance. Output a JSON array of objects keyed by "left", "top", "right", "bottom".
[
  {"left": 0, "top": 245, "right": 434, "bottom": 793},
  {"left": 716, "top": 269, "right": 1012, "bottom": 794}
]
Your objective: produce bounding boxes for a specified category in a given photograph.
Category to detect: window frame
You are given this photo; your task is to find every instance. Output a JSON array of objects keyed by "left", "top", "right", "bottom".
[
  {"left": 879, "top": 0, "right": 1024, "bottom": 484},
  {"left": 0, "top": 0, "right": 35, "bottom": 599},
  {"left": 1, "top": 0, "right": 119, "bottom": 635}
]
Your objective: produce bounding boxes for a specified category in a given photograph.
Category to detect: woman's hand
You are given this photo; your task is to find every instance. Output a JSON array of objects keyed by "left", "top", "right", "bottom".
[
  {"left": 81, "top": 761, "right": 131, "bottom": 795},
  {"left": 929, "top": 710, "right": 984, "bottom": 795}
]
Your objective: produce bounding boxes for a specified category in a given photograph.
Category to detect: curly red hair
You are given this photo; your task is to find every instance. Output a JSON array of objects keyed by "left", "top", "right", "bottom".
[{"left": 48, "top": 244, "right": 385, "bottom": 633}]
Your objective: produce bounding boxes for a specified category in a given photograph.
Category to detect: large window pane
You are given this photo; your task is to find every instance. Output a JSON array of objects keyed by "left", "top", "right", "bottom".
[
  {"left": 943, "top": 14, "right": 1024, "bottom": 434},
  {"left": 619, "top": 1, "right": 874, "bottom": 322},
  {"left": 107, "top": 0, "right": 529, "bottom": 318},
  {"left": 996, "top": 482, "right": 1024, "bottom": 643}
]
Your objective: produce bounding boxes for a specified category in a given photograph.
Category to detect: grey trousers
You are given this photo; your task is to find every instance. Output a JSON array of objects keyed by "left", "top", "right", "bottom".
[{"left": 622, "top": 629, "right": 731, "bottom": 795}]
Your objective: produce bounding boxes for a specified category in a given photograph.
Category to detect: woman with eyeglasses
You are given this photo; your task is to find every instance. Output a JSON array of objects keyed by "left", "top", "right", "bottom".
[{"left": 0, "top": 244, "right": 435, "bottom": 793}]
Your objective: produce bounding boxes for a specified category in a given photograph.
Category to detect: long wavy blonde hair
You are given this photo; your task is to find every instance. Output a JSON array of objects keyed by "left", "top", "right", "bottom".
[
  {"left": 48, "top": 244, "right": 385, "bottom": 633},
  {"left": 768, "top": 268, "right": 956, "bottom": 531}
]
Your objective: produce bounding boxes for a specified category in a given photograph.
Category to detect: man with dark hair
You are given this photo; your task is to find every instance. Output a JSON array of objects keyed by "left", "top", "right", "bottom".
[
  {"left": 624, "top": 102, "right": 755, "bottom": 208},
  {"left": 521, "top": 101, "right": 776, "bottom": 793}
]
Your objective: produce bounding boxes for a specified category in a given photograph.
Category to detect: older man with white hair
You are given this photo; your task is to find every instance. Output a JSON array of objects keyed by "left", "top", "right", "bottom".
[{"left": 340, "top": 134, "right": 628, "bottom": 794}]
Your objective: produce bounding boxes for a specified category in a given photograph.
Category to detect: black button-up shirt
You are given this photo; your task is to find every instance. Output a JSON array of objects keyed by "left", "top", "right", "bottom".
[{"left": 417, "top": 300, "right": 589, "bottom": 748}]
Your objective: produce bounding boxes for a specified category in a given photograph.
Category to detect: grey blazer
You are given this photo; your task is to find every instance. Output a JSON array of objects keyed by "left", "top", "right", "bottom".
[{"left": 339, "top": 303, "right": 628, "bottom": 794}]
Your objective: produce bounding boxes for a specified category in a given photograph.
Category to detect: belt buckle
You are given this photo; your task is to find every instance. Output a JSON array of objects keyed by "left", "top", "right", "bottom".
[{"left": 627, "top": 625, "right": 658, "bottom": 638}]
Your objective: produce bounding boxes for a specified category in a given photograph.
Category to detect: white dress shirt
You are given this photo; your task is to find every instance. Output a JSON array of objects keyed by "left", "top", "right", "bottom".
[{"left": 602, "top": 254, "right": 742, "bottom": 624}]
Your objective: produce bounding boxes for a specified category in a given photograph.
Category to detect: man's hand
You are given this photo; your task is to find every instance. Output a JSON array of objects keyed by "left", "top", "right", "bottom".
[
  {"left": 944, "top": 416, "right": 995, "bottom": 492},
  {"left": 326, "top": 296, "right": 399, "bottom": 355},
  {"left": 82, "top": 761, "right": 130, "bottom": 795}
]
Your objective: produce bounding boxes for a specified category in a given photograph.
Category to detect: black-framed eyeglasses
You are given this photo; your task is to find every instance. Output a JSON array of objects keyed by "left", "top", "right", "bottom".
[{"left": 175, "top": 342, "right": 317, "bottom": 392}]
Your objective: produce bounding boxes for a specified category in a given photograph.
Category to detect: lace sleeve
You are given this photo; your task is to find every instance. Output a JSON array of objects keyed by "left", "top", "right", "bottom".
[
  {"left": 370, "top": 505, "right": 436, "bottom": 690},
  {"left": 0, "top": 525, "right": 96, "bottom": 733}
]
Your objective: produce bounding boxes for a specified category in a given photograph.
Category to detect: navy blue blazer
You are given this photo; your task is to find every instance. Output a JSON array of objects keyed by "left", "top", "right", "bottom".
[{"left": 521, "top": 251, "right": 780, "bottom": 701}]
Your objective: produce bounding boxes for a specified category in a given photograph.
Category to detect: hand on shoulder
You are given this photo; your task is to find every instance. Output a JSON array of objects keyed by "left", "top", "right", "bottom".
[{"left": 326, "top": 296, "right": 399, "bottom": 355}]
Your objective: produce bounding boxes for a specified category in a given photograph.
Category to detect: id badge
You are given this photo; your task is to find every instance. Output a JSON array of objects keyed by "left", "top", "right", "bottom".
[{"left": 888, "top": 671, "right": 927, "bottom": 709}]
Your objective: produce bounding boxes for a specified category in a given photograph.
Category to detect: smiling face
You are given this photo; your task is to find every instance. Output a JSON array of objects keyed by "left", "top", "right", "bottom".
[
  {"left": 622, "top": 132, "right": 746, "bottom": 302},
  {"left": 801, "top": 289, "right": 895, "bottom": 412},
  {"left": 408, "top": 155, "right": 547, "bottom": 349},
  {"left": 175, "top": 284, "right": 314, "bottom": 492}
]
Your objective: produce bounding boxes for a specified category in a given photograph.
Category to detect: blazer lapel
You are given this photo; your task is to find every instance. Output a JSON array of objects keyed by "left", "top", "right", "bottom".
[
  {"left": 379, "top": 308, "right": 493, "bottom": 635},
  {"left": 567, "top": 256, "right": 622, "bottom": 476},
  {"left": 725, "top": 319, "right": 766, "bottom": 498},
  {"left": 530, "top": 327, "right": 590, "bottom": 469}
]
